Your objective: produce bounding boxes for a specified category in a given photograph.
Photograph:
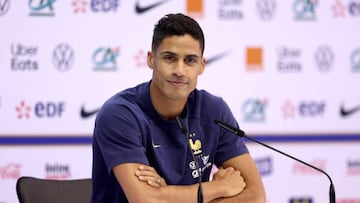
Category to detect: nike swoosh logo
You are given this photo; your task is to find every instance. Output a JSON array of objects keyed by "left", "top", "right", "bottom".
[
  {"left": 152, "top": 141, "right": 161, "bottom": 148},
  {"left": 206, "top": 51, "right": 231, "bottom": 66},
  {"left": 340, "top": 104, "right": 360, "bottom": 117},
  {"left": 135, "top": 0, "right": 168, "bottom": 14},
  {"left": 80, "top": 105, "right": 99, "bottom": 118},
  {"left": 0, "top": 0, "right": 9, "bottom": 12}
]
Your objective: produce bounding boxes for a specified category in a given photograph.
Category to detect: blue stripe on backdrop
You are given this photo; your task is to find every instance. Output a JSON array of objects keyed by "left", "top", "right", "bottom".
[
  {"left": 0, "top": 136, "right": 93, "bottom": 145},
  {"left": 0, "top": 134, "right": 360, "bottom": 145},
  {"left": 250, "top": 134, "right": 360, "bottom": 142}
]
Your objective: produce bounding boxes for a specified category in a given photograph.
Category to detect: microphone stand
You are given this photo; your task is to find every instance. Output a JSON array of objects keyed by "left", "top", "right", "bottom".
[
  {"left": 214, "top": 120, "right": 336, "bottom": 203},
  {"left": 176, "top": 116, "right": 203, "bottom": 203}
]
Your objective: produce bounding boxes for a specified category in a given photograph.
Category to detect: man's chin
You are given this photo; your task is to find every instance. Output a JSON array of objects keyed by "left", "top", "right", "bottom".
[{"left": 167, "top": 93, "right": 189, "bottom": 101}]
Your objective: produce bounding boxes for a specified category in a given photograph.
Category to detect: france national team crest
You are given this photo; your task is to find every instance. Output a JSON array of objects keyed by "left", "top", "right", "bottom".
[{"left": 188, "top": 132, "right": 212, "bottom": 179}]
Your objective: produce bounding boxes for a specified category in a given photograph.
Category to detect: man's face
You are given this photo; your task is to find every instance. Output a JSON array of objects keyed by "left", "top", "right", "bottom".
[{"left": 148, "top": 34, "right": 205, "bottom": 102}]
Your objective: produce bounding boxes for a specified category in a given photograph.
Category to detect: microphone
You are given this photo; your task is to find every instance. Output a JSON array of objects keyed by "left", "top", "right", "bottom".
[
  {"left": 176, "top": 116, "right": 203, "bottom": 203},
  {"left": 214, "top": 120, "right": 336, "bottom": 203}
]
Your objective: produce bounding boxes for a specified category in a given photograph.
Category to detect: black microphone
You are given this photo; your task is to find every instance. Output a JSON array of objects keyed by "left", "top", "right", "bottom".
[
  {"left": 214, "top": 120, "right": 336, "bottom": 203},
  {"left": 176, "top": 116, "right": 203, "bottom": 203}
]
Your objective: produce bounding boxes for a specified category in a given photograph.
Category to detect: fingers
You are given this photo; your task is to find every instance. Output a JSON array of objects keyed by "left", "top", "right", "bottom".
[
  {"left": 138, "top": 165, "right": 156, "bottom": 172},
  {"left": 135, "top": 165, "right": 167, "bottom": 187},
  {"left": 143, "top": 176, "right": 162, "bottom": 188},
  {"left": 158, "top": 177, "right": 166, "bottom": 187},
  {"left": 136, "top": 165, "right": 157, "bottom": 177},
  {"left": 212, "top": 166, "right": 246, "bottom": 197},
  {"left": 213, "top": 166, "right": 239, "bottom": 180}
]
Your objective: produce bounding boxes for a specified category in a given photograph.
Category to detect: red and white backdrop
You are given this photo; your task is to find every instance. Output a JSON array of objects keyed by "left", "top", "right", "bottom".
[{"left": 1, "top": 0, "right": 360, "bottom": 202}]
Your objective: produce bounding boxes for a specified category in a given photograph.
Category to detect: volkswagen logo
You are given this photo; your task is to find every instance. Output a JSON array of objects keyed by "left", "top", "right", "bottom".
[
  {"left": 52, "top": 43, "right": 74, "bottom": 72},
  {"left": 314, "top": 45, "right": 334, "bottom": 72},
  {"left": 256, "top": 0, "right": 276, "bottom": 21}
]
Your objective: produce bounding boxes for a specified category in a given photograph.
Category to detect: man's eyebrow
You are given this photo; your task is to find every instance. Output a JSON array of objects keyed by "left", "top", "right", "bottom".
[
  {"left": 160, "top": 51, "right": 176, "bottom": 56},
  {"left": 159, "top": 51, "right": 201, "bottom": 59},
  {"left": 185, "top": 54, "right": 201, "bottom": 58}
]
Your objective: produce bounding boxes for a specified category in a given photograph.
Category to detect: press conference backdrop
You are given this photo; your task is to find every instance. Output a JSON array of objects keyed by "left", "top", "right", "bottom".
[{"left": 0, "top": 0, "right": 360, "bottom": 202}]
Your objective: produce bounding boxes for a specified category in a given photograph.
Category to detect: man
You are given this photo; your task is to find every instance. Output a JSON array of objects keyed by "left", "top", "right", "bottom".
[{"left": 92, "top": 13, "right": 265, "bottom": 203}]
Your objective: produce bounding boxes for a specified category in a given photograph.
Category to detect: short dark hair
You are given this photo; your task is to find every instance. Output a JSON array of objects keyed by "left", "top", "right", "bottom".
[{"left": 151, "top": 13, "right": 205, "bottom": 54}]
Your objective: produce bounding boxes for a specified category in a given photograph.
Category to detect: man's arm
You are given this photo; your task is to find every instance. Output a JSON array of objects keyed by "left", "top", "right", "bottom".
[
  {"left": 211, "top": 153, "right": 266, "bottom": 203},
  {"left": 113, "top": 163, "right": 245, "bottom": 203}
]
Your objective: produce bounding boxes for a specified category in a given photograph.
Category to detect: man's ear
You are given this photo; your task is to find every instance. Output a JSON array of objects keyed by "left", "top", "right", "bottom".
[
  {"left": 147, "top": 51, "right": 154, "bottom": 69},
  {"left": 199, "top": 57, "right": 206, "bottom": 75}
]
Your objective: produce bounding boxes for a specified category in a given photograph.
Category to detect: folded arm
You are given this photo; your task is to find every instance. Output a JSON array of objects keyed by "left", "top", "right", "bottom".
[
  {"left": 113, "top": 163, "right": 245, "bottom": 203},
  {"left": 132, "top": 153, "right": 266, "bottom": 203},
  {"left": 210, "top": 154, "right": 266, "bottom": 203}
]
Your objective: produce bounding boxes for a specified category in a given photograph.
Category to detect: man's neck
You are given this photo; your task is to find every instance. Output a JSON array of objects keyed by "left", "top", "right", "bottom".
[{"left": 150, "top": 90, "right": 187, "bottom": 120}]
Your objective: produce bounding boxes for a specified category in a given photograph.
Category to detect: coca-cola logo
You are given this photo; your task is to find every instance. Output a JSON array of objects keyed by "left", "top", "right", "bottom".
[{"left": 0, "top": 163, "right": 22, "bottom": 179}]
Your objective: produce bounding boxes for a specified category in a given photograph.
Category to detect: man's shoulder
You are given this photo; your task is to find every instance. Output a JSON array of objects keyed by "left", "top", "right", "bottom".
[
  {"left": 193, "top": 89, "right": 225, "bottom": 106},
  {"left": 104, "top": 82, "right": 148, "bottom": 106},
  {"left": 188, "top": 89, "right": 230, "bottom": 122},
  {"left": 97, "top": 82, "right": 149, "bottom": 117}
]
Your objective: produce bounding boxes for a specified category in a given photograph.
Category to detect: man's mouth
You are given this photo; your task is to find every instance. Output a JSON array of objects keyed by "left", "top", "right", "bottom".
[{"left": 168, "top": 80, "right": 186, "bottom": 86}]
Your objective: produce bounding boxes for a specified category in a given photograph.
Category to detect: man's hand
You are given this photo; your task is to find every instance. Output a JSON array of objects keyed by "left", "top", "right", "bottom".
[
  {"left": 212, "top": 167, "right": 246, "bottom": 197},
  {"left": 135, "top": 165, "right": 167, "bottom": 187}
]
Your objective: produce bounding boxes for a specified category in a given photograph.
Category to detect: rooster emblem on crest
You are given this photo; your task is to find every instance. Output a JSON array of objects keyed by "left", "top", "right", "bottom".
[{"left": 189, "top": 139, "right": 202, "bottom": 155}]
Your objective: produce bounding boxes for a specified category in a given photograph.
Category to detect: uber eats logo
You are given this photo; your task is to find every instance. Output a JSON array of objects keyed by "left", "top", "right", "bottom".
[
  {"left": 11, "top": 43, "right": 39, "bottom": 71},
  {"left": 16, "top": 100, "right": 66, "bottom": 119}
]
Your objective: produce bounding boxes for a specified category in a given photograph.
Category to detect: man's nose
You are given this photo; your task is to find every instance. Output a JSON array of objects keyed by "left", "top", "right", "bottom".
[{"left": 173, "top": 61, "right": 186, "bottom": 76}]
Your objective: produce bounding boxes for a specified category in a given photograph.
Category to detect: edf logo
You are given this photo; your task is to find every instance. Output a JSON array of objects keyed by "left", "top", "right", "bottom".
[
  {"left": 16, "top": 100, "right": 65, "bottom": 119},
  {"left": 282, "top": 100, "right": 326, "bottom": 118},
  {"left": 298, "top": 101, "right": 325, "bottom": 116},
  {"left": 349, "top": 1, "right": 360, "bottom": 16},
  {"left": 35, "top": 102, "right": 65, "bottom": 117},
  {"left": 91, "top": 0, "right": 119, "bottom": 12}
]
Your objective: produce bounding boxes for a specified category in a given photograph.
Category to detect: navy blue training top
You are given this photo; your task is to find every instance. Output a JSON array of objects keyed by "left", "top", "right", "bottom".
[{"left": 91, "top": 81, "right": 249, "bottom": 203}]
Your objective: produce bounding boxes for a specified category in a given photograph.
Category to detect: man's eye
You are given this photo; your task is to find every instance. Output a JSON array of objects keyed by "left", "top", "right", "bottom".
[
  {"left": 164, "top": 55, "right": 175, "bottom": 62},
  {"left": 185, "top": 57, "right": 198, "bottom": 65}
]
